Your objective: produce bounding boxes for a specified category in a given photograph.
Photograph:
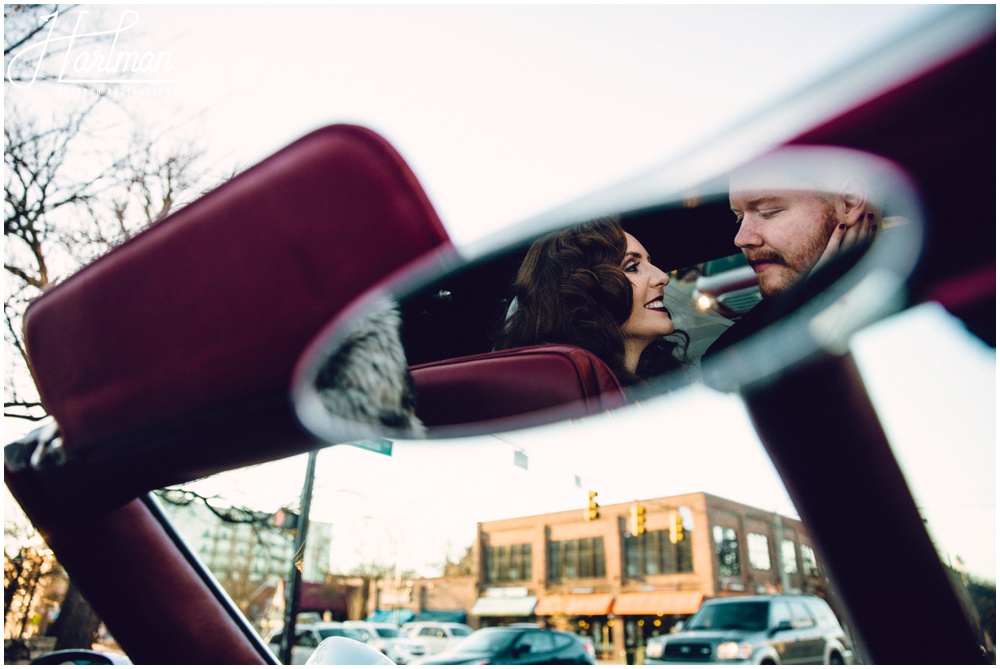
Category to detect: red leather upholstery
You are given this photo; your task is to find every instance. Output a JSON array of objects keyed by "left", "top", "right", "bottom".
[
  {"left": 410, "top": 345, "right": 627, "bottom": 430},
  {"left": 6, "top": 124, "right": 451, "bottom": 664},
  {"left": 16, "top": 124, "right": 451, "bottom": 506}
]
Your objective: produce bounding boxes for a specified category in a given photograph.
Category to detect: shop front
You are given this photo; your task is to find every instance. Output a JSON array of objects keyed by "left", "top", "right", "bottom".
[
  {"left": 535, "top": 592, "right": 615, "bottom": 660},
  {"left": 613, "top": 591, "right": 703, "bottom": 664},
  {"left": 469, "top": 592, "right": 538, "bottom": 627}
]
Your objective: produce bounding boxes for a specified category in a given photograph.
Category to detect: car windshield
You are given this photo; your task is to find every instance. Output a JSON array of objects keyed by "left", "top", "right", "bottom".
[
  {"left": 143, "top": 304, "right": 992, "bottom": 662},
  {"left": 686, "top": 602, "right": 770, "bottom": 632},
  {"left": 375, "top": 628, "right": 398, "bottom": 638},
  {"left": 452, "top": 629, "right": 519, "bottom": 653}
]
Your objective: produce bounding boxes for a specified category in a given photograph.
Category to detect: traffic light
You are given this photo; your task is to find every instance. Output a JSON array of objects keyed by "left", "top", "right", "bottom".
[
  {"left": 272, "top": 508, "right": 299, "bottom": 530},
  {"left": 630, "top": 503, "right": 646, "bottom": 535},
  {"left": 584, "top": 490, "right": 599, "bottom": 521},
  {"left": 669, "top": 510, "right": 684, "bottom": 544}
]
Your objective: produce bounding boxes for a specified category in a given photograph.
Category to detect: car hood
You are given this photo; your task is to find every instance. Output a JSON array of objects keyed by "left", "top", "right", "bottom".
[
  {"left": 694, "top": 265, "right": 758, "bottom": 294},
  {"left": 661, "top": 629, "right": 756, "bottom": 644},
  {"left": 414, "top": 650, "right": 493, "bottom": 665},
  {"left": 392, "top": 638, "right": 428, "bottom": 650}
]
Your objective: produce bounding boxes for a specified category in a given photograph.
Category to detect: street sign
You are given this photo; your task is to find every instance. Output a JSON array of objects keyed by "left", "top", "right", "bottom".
[{"left": 346, "top": 439, "right": 393, "bottom": 456}]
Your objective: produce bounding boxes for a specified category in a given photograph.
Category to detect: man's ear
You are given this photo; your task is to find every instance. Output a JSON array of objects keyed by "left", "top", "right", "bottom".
[{"left": 839, "top": 178, "right": 869, "bottom": 223}]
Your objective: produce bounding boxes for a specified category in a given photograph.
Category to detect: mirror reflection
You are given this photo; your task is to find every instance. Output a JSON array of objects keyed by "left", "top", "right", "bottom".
[{"left": 296, "top": 146, "right": 921, "bottom": 440}]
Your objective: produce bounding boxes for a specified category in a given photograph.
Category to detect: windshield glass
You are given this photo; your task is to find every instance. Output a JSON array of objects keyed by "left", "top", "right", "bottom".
[
  {"left": 130, "top": 303, "right": 991, "bottom": 662},
  {"left": 686, "top": 602, "right": 769, "bottom": 632},
  {"left": 453, "top": 629, "right": 518, "bottom": 653}
]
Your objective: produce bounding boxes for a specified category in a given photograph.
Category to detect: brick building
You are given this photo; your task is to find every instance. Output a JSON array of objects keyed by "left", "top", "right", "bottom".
[{"left": 370, "top": 492, "right": 827, "bottom": 661}]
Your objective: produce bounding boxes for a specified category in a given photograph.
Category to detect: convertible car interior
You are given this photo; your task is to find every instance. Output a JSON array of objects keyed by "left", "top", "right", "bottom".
[{"left": 5, "top": 6, "right": 994, "bottom": 666}]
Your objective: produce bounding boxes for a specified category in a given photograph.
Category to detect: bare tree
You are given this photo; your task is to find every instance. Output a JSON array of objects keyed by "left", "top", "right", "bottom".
[
  {"left": 5, "top": 6, "right": 219, "bottom": 654},
  {"left": 4, "top": 106, "right": 210, "bottom": 422},
  {"left": 4, "top": 517, "right": 63, "bottom": 641},
  {"left": 154, "top": 489, "right": 296, "bottom": 626},
  {"left": 441, "top": 545, "right": 475, "bottom": 577}
]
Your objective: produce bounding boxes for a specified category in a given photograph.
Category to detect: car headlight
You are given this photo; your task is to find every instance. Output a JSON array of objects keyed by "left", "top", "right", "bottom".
[
  {"left": 645, "top": 640, "right": 664, "bottom": 659},
  {"left": 694, "top": 291, "right": 717, "bottom": 311},
  {"left": 715, "top": 642, "right": 753, "bottom": 660}
]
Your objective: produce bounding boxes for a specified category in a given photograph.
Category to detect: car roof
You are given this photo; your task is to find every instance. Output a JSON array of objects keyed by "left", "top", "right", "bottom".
[{"left": 702, "top": 594, "right": 817, "bottom": 605}]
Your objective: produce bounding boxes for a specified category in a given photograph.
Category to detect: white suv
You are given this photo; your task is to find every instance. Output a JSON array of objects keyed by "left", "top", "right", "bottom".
[
  {"left": 341, "top": 621, "right": 400, "bottom": 654},
  {"left": 267, "top": 622, "right": 369, "bottom": 664},
  {"left": 397, "top": 622, "right": 474, "bottom": 661}
]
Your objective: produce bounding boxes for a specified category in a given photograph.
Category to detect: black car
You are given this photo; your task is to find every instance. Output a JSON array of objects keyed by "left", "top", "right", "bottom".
[
  {"left": 412, "top": 627, "right": 596, "bottom": 665},
  {"left": 644, "top": 595, "right": 853, "bottom": 665}
]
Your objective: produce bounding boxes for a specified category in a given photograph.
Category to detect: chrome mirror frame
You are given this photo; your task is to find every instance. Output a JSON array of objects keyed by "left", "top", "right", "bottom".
[{"left": 291, "top": 146, "right": 924, "bottom": 443}]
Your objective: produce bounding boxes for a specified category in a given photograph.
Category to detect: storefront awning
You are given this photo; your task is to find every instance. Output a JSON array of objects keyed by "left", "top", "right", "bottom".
[
  {"left": 412, "top": 609, "right": 467, "bottom": 623},
  {"left": 535, "top": 593, "right": 614, "bottom": 616},
  {"left": 470, "top": 596, "right": 538, "bottom": 617},
  {"left": 612, "top": 591, "right": 703, "bottom": 616},
  {"left": 367, "top": 608, "right": 416, "bottom": 624}
]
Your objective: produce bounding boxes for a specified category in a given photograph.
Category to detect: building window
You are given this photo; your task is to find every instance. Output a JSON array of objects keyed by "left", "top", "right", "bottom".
[
  {"left": 713, "top": 526, "right": 740, "bottom": 577},
  {"left": 624, "top": 529, "right": 693, "bottom": 577},
  {"left": 747, "top": 533, "right": 771, "bottom": 571},
  {"left": 801, "top": 545, "right": 820, "bottom": 577},
  {"left": 781, "top": 540, "right": 798, "bottom": 574},
  {"left": 548, "top": 537, "right": 605, "bottom": 581},
  {"left": 485, "top": 543, "right": 531, "bottom": 583}
]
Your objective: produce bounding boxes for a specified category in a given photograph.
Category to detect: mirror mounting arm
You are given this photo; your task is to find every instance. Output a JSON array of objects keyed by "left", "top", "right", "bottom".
[{"left": 741, "top": 351, "right": 988, "bottom": 665}]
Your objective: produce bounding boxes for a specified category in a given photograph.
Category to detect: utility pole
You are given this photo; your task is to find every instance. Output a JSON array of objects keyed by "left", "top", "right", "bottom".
[{"left": 278, "top": 450, "right": 319, "bottom": 665}]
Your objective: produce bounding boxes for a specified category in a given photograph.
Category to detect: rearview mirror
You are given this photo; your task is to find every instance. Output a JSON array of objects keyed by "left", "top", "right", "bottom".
[{"left": 292, "top": 146, "right": 923, "bottom": 443}]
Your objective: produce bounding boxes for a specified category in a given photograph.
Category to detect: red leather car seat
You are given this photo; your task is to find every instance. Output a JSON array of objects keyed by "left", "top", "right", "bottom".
[
  {"left": 13, "top": 124, "right": 452, "bottom": 509},
  {"left": 410, "top": 344, "right": 627, "bottom": 432},
  {"left": 6, "top": 124, "right": 452, "bottom": 665}
]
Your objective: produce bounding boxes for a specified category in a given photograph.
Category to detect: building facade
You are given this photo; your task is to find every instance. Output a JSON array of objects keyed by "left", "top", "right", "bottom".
[
  {"left": 160, "top": 498, "right": 334, "bottom": 627},
  {"left": 381, "top": 492, "right": 827, "bottom": 661}
]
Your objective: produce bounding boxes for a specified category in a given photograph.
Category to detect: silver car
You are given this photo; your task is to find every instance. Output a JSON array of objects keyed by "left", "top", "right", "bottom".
[
  {"left": 644, "top": 595, "right": 854, "bottom": 665},
  {"left": 267, "top": 623, "right": 370, "bottom": 665}
]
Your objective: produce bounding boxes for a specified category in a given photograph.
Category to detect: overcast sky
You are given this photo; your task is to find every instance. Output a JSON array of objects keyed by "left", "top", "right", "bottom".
[{"left": 13, "top": 3, "right": 945, "bottom": 243}]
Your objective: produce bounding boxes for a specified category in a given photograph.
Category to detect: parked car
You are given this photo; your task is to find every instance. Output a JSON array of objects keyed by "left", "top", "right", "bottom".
[
  {"left": 4, "top": 6, "right": 992, "bottom": 667},
  {"left": 385, "top": 633, "right": 431, "bottom": 665},
  {"left": 342, "top": 621, "right": 401, "bottom": 653},
  {"left": 412, "top": 627, "right": 596, "bottom": 665},
  {"left": 643, "top": 595, "right": 853, "bottom": 665},
  {"left": 266, "top": 622, "right": 370, "bottom": 665},
  {"left": 400, "top": 622, "right": 475, "bottom": 656},
  {"left": 692, "top": 253, "right": 762, "bottom": 319}
]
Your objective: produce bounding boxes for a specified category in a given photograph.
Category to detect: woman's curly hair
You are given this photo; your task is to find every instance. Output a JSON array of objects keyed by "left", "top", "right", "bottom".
[{"left": 496, "top": 218, "right": 688, "bottom": 386}]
